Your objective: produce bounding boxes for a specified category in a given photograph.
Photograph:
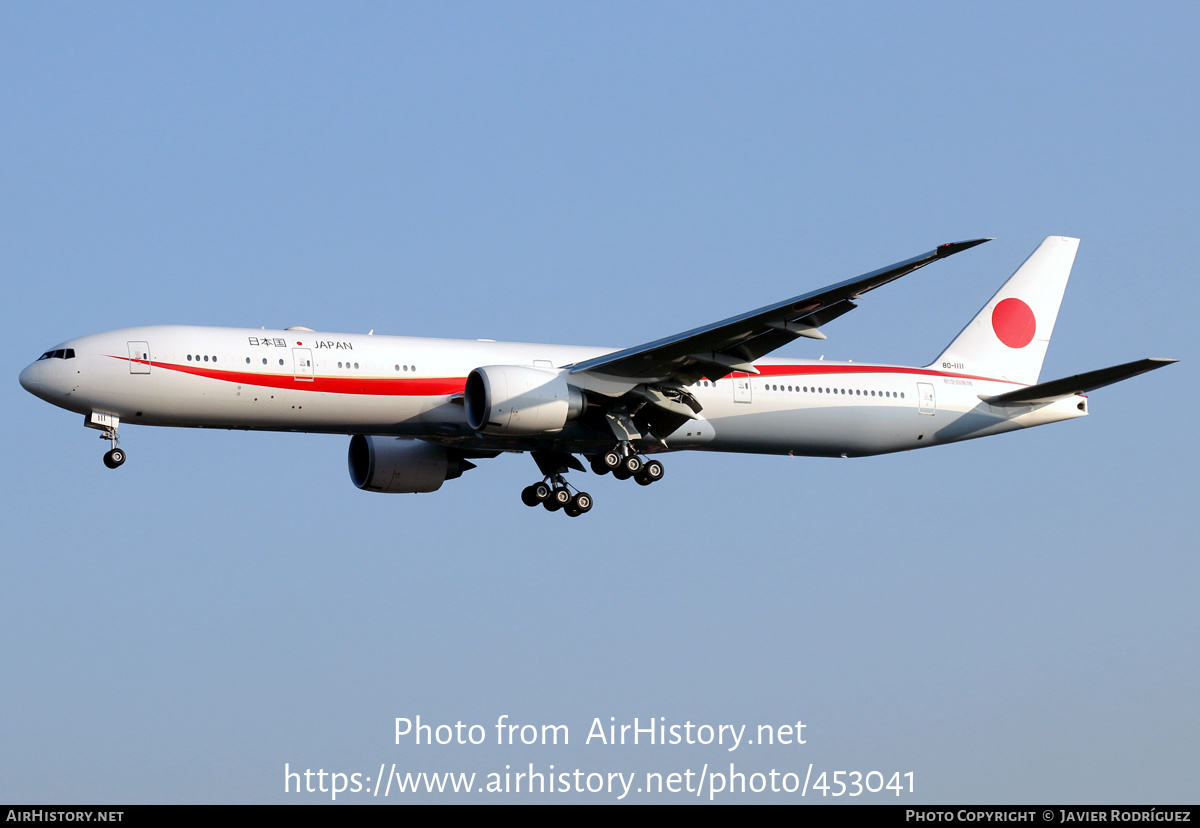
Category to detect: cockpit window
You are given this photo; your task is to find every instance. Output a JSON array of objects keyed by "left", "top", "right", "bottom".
[{"left": 36, "top": 349, "right": 75, "bottom": 360}]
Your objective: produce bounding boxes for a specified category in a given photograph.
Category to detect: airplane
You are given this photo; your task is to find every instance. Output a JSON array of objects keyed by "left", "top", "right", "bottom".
[{"left": 18, "top": 236, "right": 1176, "bottom": 516}]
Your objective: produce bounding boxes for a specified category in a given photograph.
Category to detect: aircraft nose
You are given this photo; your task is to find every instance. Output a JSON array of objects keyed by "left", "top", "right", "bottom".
[{"left": 18, "top": 362, "right": 41, "bottom": 394}]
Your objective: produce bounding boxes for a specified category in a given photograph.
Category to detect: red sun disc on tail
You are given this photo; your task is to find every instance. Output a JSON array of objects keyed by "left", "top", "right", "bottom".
[{"left": 991, "top": 298, "right": 1036, "bottom": 348}]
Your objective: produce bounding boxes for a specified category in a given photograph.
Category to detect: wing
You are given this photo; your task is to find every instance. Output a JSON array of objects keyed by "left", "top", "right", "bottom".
[{"left": 569, "top": 239, "right": 991, "bottom": 384}]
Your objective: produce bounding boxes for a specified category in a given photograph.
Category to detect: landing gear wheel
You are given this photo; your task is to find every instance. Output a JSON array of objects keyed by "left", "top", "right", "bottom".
[
  {"left": 544, "top": 487, "right": 572, "bottom": 512},
  {"left": 564, "top": 504, "right": 582, "bottom": 517},
  {"left": 570, "top": 492, "right": 593, "bottom": 514},
  {"left": 642, "top": 460, "right": 664, "bottom": 482},
  {"left": 613, "top": 466, "right": 632, "bottom": 481},
  {"left": 623, "top": 455, "right": 643, "bottom": 475},
  {"left": 521, "top": 483, "right": 550, "bottom": 507},
  {"left": 635, "top": 471, "right": 654, "bottom": 486},
  {"left": 589, "top": 455, "right": 611, "bottom": 475},
  {"left": 602, "top": 450, "right": 623, "bottom": 471},
  {"left": 103, "top": 448, "right": 126, "bottom": 469}
]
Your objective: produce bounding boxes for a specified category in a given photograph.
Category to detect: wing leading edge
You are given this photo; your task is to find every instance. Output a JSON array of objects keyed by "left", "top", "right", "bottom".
[{"left": 568, "top": 239, "right": 991, "bottom": 384}]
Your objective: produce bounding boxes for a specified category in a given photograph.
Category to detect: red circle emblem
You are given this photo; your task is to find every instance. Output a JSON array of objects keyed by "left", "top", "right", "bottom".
[{"left": 991, "top": 298, "right": 1036, "bottom": 348}]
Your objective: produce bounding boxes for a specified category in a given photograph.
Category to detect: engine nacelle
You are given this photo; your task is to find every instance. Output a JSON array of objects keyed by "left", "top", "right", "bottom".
[
  {"left": 464, "top": 365, "right": 586, "bottom": 435},
  {"left": 347, "top": 435, "right": 471, "bottom": 493}
]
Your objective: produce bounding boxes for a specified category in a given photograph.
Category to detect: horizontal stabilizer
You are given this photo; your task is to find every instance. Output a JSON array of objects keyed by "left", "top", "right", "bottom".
[{"left": 983, "top": 358, "right": 1178, "bottom": 406}]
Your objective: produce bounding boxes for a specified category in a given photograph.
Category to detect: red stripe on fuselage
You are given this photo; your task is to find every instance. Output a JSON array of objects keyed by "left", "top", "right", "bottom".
[
  {"left": 108, "top": 356, "right": 467, "bottom": 396},
  {"left": 109, "top": 355, "right": 1023, "bottom": 396},
  {"left": 750, "top": 363, "right": 1024, "bottom": 386}
]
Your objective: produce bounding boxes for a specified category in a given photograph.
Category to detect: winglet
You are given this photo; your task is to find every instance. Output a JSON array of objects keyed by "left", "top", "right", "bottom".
[{"left": 936, "top": 238, "right": 993, "bottom": 258}]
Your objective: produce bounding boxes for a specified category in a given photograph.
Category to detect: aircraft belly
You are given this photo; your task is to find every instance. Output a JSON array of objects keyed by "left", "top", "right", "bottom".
[{"left": 706, "top": 404, "right": 915, "bottom": 457}]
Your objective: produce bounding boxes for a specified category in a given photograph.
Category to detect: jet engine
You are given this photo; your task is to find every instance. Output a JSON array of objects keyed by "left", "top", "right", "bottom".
[
  {"left": 347, "top": 435, "right": 474, "bottom": 493},
  {"left": 464, "top": 365, "right": 586, "bottom": 435}
]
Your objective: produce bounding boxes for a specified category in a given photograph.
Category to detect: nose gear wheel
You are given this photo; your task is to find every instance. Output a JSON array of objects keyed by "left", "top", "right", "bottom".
[{"left": 86, "top": 413, "right": 126, "bottom": 469}]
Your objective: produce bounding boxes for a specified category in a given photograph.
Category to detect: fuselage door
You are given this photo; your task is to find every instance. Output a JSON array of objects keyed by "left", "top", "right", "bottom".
[
  {"left": 732, "top": 371, "right": 753, "bottom": 404},
  {"left": 127, "top": 341, "right": 150, "bottom": 374},
  {"left": 917, "top": 382, "right": 936, "bottom": 415},
  {"left": 292, "top": 348, "right": 315, "bottom": 381}
]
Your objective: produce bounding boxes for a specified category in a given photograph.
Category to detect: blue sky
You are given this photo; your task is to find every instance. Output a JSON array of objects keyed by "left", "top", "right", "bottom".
[{"left": 3, "top": 2, "right": 1196, "bottom": 803}]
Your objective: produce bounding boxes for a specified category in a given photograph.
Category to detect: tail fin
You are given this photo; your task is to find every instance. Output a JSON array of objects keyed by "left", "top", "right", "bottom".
[{"left": 930, "top": 236, "right": 1080, "bottom": 385}]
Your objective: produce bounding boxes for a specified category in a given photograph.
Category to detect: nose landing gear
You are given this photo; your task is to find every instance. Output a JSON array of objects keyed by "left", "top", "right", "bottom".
[{"left": 86, "top": 412, "right": 126, "bottom": 469}]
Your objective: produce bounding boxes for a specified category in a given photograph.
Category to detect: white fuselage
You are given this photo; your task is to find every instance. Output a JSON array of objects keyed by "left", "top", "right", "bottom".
[{"left": 18, "top": 324, "right": 1087, "bottom": 459}]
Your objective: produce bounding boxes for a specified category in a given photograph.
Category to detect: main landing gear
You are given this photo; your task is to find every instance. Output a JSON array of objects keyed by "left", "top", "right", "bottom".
[
  {"left": 521, "top": 476, "right": 594, "bottom": 518},
  {"left": 520, "top": 444, "right": 664, "bottom": 516},
  {"left": 589, "top": 447, "right": 665, "bottom": 487}
]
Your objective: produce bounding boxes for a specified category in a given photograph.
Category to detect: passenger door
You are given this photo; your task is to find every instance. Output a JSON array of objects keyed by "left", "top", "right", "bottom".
[
  {"left": 917, "top": 382, "right": 936, "bottom": 415},
  {"left": 732, "top": 371, "right": 753, "bottom": 404},
  {"left": 292, "top": 348, "right": 314, "bottom": 381},
  {"left": 127, "top": 341, "right": 150, "bottom": 374}
]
